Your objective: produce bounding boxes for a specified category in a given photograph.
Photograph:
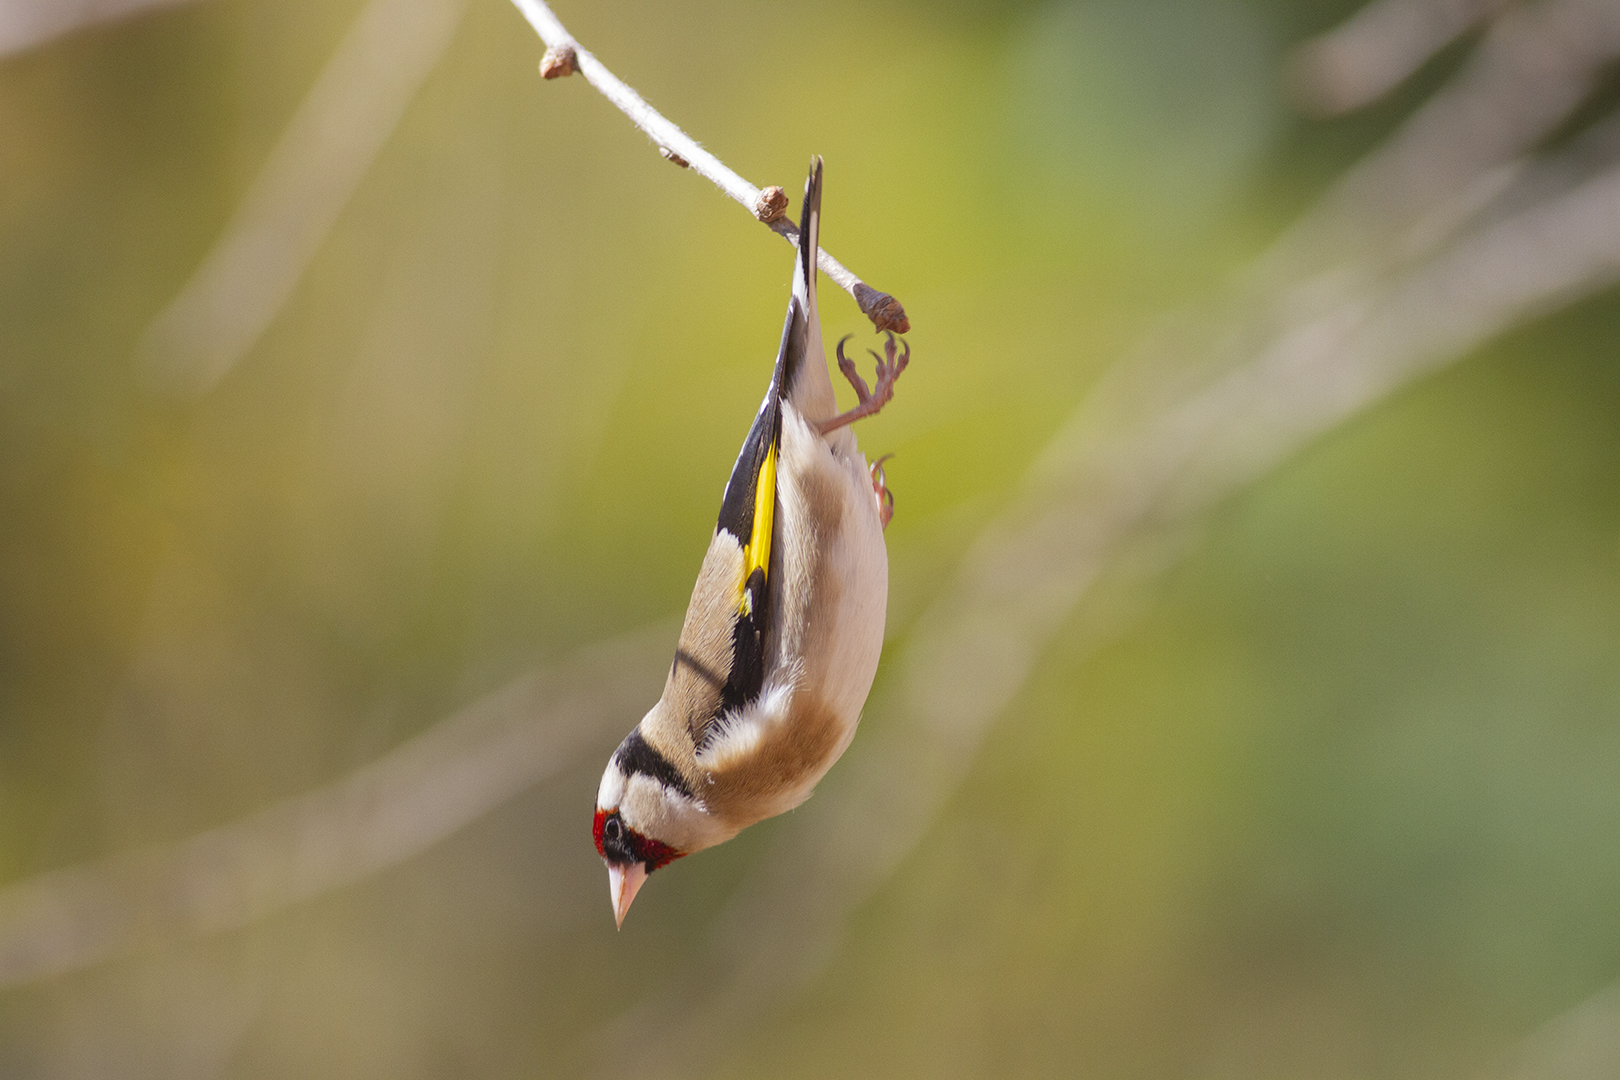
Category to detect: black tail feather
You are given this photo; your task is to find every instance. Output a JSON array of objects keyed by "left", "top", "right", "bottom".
[{"left": 716, "top": 158, "right": 821, "bottom": 545}]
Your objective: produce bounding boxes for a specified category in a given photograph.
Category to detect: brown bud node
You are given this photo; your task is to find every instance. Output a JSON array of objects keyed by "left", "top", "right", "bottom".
[
  {"left": 539, "top": 45, "right": 577, "bottom": 79},
  {"left": 753, "top": 185, "right": 789, "bottom": 223},
  {"left": 659, "top": 147, "right": 690, "bottom": 168},
  {"left": 853, "top": 283, "right": 910, "bottom": 335}
]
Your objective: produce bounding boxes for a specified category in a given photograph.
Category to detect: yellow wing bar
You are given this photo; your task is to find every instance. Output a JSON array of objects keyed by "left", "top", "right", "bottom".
[{"left": 739, "top": 439, "right": 777, "bottom": 614}]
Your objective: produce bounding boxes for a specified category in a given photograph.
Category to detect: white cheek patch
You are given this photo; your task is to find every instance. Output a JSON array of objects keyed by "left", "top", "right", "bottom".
[
  {"left": 622, "top": 774, "right": 694, "bottom": 819},
  {"left": 619, "top": 774, "right": 723, "bottom": 855}
]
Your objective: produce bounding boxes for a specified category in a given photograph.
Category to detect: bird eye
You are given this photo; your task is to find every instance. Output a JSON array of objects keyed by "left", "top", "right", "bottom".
[{"left": 604, "top": 815, "right": 623, "bottom": 842}]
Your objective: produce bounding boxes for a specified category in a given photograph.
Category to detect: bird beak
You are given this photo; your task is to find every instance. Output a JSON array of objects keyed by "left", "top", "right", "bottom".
[{"left": 607, "top": 861, "right": 648, "bottom": 929}]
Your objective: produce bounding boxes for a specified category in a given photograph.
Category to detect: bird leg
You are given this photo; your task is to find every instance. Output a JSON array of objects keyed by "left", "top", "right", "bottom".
[
  {"left": 870, "top": 454, "right": 895, "bottom": 530},
  {"left": 818, "top": 332, "right": 909, "bottom": 436}
]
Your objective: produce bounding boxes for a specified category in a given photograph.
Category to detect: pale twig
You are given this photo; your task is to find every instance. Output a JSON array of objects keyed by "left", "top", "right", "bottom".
[
  {"left": 134, "top": 0, "right": 468, "bottom": 397},
  {"left": 0, "top": 624, "right": 671, "bottom": 988},
  {"left": 506, "top": 0, "right": 910, "bottom": 335},
  {"left": 1287, "top": 0, "right": 1515, "bottom": 116},
  {"left": 0, "top": 0, "right": 200, "bottom": 57}
]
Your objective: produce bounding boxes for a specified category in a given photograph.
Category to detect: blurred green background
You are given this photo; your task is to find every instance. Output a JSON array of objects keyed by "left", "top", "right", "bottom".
[{"left": 3, "top": 0, "right": 1620, "bottom": 1076}]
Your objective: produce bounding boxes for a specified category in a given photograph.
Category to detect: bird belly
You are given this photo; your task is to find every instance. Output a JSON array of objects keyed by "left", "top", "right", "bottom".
[{"left": 696, "top": 403, "right": 887, "bottom": 828}]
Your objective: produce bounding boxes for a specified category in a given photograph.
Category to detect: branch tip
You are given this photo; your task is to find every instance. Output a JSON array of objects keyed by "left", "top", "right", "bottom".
[
  {"left": 514, "top": 1, "right": 906, "bottom": 332},
  {"left": 853, "top": 283, "right": 910, "bottom": 335},
  {"left": 753, "top": 185, "right": 789, "bottom": 223},
  {"left": 539, "top": 44, "right": 576, "bottom": 79}
]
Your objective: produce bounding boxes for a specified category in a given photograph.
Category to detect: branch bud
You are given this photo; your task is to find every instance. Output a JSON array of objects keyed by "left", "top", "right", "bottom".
[
  {"left": 853, "top": 284, "right": 910, "bottom": 335},
  {"left": 753, "top": 186, "right": 789, "bottom": 223},
  {"left": 659, "top": 147, "right": 690, "bottom": 168},
  {"left": 539, "top": 45, "right": 576, "bottom": 79}
]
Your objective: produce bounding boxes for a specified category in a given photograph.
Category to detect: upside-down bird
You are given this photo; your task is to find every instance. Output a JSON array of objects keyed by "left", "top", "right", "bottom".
[{"left": 592, "top": 157, "right": 908, "bottom": 927}]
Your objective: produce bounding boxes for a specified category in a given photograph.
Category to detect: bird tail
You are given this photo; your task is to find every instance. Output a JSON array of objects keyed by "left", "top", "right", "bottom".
[
  {"left": 716, "top": 159, "right": 829, "bottom": 562},
  {"left": 776, "top": 157, "right": 836, "bottom": 423}
]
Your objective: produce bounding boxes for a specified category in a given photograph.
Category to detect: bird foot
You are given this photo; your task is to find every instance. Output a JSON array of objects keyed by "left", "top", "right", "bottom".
[
  {"left": 818, "top": 332, "right": 909, "bottom": 436},
  {"left": 870, "top": 454, "right": 895, "bottom": 530}
]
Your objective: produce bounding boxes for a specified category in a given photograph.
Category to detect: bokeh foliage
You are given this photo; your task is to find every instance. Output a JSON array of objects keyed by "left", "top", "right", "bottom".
[{"left": 1, "top": 0, "right": 1618, "bottom": 1076}]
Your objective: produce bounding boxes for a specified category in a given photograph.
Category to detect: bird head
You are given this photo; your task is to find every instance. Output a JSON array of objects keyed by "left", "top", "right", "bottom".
[
  {"left": 592, "top": 803, "right": 683, "bottom": 929},
  {"left": 593, "top": 735, "right": 714, "bottom": 928}
]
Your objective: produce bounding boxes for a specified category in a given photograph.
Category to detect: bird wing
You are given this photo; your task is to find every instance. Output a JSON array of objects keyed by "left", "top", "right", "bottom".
[
  {"left": 708, "top": 359, "right": 781, "bottom": 728},
  {"left": 669, "top": 160, "right": 826, "bottom": 751}
]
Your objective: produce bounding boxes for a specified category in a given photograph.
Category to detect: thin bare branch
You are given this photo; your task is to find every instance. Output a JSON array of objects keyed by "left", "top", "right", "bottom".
[
  {"left": 0, "top": 624, "right": 670, "bottom": 988},
  {"left": 507, "top": 0, "right": 910, "bottom": 335},
  {"left": 134, "top": 0, "right": 468, "bottom": 397}
]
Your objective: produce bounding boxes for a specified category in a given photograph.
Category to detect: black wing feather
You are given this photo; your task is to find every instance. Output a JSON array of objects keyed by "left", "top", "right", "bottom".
[{"left": 700, "top": 160, "right": 823, "bottom": 736}]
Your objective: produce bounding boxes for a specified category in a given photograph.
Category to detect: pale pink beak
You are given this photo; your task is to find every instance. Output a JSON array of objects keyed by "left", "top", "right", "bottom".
[{"left": 607, "top": 862, "right": 648, "bottom": 929}]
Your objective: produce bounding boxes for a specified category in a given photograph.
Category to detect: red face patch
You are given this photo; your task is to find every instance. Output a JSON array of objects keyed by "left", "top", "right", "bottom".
[{"left": 593, "top": 808, "right": 684, "bottom": 871}]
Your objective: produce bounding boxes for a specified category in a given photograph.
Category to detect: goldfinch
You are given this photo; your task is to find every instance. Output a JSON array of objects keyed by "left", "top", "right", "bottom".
[{"left": 592, "top": 158, "right": 907, "bottom": 928}]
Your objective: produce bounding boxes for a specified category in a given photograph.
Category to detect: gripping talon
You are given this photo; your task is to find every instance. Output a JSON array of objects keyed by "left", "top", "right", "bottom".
[
  {"left": 835, "top": 335, "right": 873, "bottom": 400},
  {"left": 819, "top": 331, "right": 910, "bottom": 436}
]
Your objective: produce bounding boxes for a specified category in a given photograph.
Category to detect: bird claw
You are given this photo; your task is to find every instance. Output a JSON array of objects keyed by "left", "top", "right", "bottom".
[
  {"left": 870, "top": 454, "right": 895, "bottom": 530},
  {"left": 818, "top": 332, "right": 909, "bottom": 436},
  {"left": 835, "top": 340, "right": 872, "bottom": 402}
]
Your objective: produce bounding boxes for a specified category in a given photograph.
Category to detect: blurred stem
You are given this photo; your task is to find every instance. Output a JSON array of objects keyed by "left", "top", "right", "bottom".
[
  {"left": 0, "top": 626, "right": 673, "bottom": 988},
  {"left": 0, "top": 0, "right": 202, "bottom": 58},
  {"left": 507, "top": 0, "right": 910, "bottom": 335},
  {"left": 1287, "top": 0, "right": 1514, "bottom": 116},
  {"left": 136, "top": 0, "right": 468, "bottom": 398}
]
